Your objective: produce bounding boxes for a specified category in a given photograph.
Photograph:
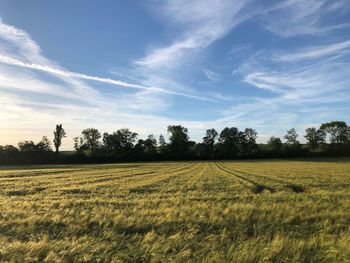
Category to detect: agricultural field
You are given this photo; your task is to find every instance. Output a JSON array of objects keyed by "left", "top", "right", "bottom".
[{"left": 0, "top": 160, "right": 349, "bottom": 262}]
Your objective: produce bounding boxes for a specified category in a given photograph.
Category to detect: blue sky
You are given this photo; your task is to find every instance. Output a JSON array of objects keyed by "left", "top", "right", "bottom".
[{"left": 0, "top": 0, "right": 350, "bottom": 149}]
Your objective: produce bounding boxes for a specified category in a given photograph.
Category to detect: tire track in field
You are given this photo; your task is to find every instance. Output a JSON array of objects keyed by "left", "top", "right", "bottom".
[
  {"left": 223, "top": 164, "right": 293, "bottom": 184},
  {"left": 26, "top": 163, "right": 180, "bottom": 186},
  {"left": 127, "top": 163, "right": 201, "bottom": 194},
  {"left": 93, "top": 163, "right": 194, "bottom": 188},
  {"left": 0, "top": 169, "right": 85, "bottom": 179},
  {"left": 0, "top": 165, "right": 136, "bottom": 179},
  {"left": 57, "top": 163, "right": 195, "bottom": 194},
  {"left": 222, "top": 163, "right": 305, "bottom": 193},
  {"left": 3, "top": 164, "right": 193, "bottom": 198},
  {"left": 0, "top": 168, "right": 137, "bottom": 187},
  {"left": 228, "top": 166, "right": 349, "bottom": 190},
  {"left": 196, "top": 162, "right": 247, "bottom": 193},
  {"left": 0, "top": 167, "right": 153, "bottom": 191},
  {"left": 49, "top": 165, "right": 166, "bottom": 188},
  {"left": 127, "top": 163, "right": 199, "bottom": 190},
  {"left": 0, "top": 164, "right": 187, "bottom": 195},
  {"left": 215, "top": 163, "right": 254, "bottom": 189},
  {"left": 152, "top": 162, "right": 209, "bottom": 194},
  {"left": 0, "top": 165, "right": 147, "bottom": 186},
  {"left": 216, "top": 162, "right": 275, "bottom": 193}
]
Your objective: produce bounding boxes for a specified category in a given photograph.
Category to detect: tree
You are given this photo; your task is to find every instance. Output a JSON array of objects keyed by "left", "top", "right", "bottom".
[
  {"left": 159, "top": 134, "right": 166, "bottom": 147},
  {"left": 202, "top": 128, "right": 218, "bottom": 158},
  {"left": 3, "top": 145, "right": 18, "bottom": 153},
  {"left": 144, "top": 134, "right": 157, "bottom": 154},
  {"left": 284, "top": 128, "right": 299, "bottom": 144},
  {"left": 134, "top": 139, "right": 145, "bottom": 157},
  {"left": 158, "top": 134, "right": 167, "bottom": 155},
  {"left": 0, "top": 145, "right": 19, "bottom": 164},
  {"left": 167, "top": 125, "right": 189, "bottom": 158},
  {"left": 73, "top": 137, "right": 86, "bottom": 152},
  {"left": 319, "top": 121, "right": 349, "bottom": 145},
  {"left": 103, "top": 129, "right": 138, "bottom": 155},
  {"left": 53, "top": 124, "right": 66, "bottom": 154},
  {"left": 37, "top": 136, "right": 52, "bottom": 152},
  {"left": 304, "top": 127, "right": 326, "bottom": 152},
  {"left": 219, "top": 127, "right": 244, "bottom": 144},
  {"left": 81, "top": 128, "right": 101, "bottom": 152},
  {"left": 18, "top": 141, "right": 37, "bottom": 152},
  {"left": 203, "top": 129, "right": 218, "bottom": 146},
  {"left": 19, "top": 137, "right": 51, "bottom": 152},
  {"left": 267, "top": 136, "right": 282, "bottom": 153},
  {"left": 218, "top": 127, "right": 244, "bottom": 158},
  {"left": 241, "top": 128, "right": 258, "bottom": 155}
]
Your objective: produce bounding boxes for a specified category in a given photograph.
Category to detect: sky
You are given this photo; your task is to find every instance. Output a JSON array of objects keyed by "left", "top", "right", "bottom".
[{"left": 0, "top": 0, "right": 350, "bottom": 150}]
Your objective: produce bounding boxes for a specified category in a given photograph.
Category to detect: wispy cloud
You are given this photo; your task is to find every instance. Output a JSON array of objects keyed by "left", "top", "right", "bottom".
[
  {"left": 0, "top": 17, "right": 48, "bottom": 64},
  {"left": 244, "top": 55, "right": 350, "bottom": 100},
  {"left": 274, "top": 39, "right": 350, "bottom": 61},
  {"left": 235, "top": 39, "right": 350, "bottom": 140},
  {"left": 202, "top": 69, "right": 222, "bottom": 81},
  {"left": 0, "top": 54, "right": 215, "bottom": 101},
  {"left": 135, "top": 0, "right": 252, "bottom": 70},
  {"left": 260, "top": 0, "right": 350, "bottom": 37}
]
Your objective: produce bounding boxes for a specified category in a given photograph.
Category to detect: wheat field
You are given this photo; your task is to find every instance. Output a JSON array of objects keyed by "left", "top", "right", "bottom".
[{"left": 0, "top": 160, "right": 349, "bottom": 262}]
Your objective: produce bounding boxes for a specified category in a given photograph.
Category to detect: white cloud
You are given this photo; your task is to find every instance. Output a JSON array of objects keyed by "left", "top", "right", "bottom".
[
  {"left": 202, "top": 69, "right": 221, "bottom": 81},
  {"left": 261, "top": 0, "right": 350, "bottom": 37},
  {"left": 0, "top": 17, "right": 47, "bottom": 64},
  {"left": 275, "top": 39, "right": 350, "bottom": 61},
  {"left": 135, "top": 0, "right": 252, "bottom": 70},
  {"left": 0, "top": 53, "right": 215, "bottom": 101}
]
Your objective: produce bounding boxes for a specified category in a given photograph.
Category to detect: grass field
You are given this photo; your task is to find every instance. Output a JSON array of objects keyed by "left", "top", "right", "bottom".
[{"left": 0, "top": 160, "right": 349, "bottom": 262}]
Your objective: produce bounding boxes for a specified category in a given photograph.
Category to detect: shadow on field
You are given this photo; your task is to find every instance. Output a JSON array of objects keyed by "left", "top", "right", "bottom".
[
  {"left": 251, "top": 184, "right": 275, "bottom": 194},
  {"left": 6, "top": 187, "right": 46, "bottom": 196},
  {"left": 286, "top": 184, "right": 305, "bottom": 193}
]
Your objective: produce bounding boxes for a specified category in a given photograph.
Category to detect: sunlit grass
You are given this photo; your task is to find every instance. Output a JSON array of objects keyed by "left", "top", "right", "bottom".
[{"left": 0, "top": 160, "right": 349, "bottom": 262}]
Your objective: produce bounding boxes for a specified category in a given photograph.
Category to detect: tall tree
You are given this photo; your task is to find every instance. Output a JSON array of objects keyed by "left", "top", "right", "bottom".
[
  {"left": 167, "top": 125, "right": 189, "bottom": 158},
  {"left": 284, "top": 128, "right": 299, "bottom": 144},
  {"left": 81, "top": 128, "right": 101, "bottom": 152},
  {"left": 103, "top": 128, "right": 138, "bottom": 154},
  {"left": 304, "top": 127, "right": 326, "bottom": 152},
  {"left": 203, "top": 129, "right": 218, "bottom": 146},
  {"left": 218, "top": 127, "right": 243, "bottom": 158},
  {"left": 219, "top": 127, "right": 244, "bottom": 144},
  {"left": 53, "top": 124, "right": 66, "bottom": 154},
  {"left": 242, "top": 128, "right": 258, "bottom": 154},
  {"left": 202, "top": 128, "right": 218, "bottom": 158},
  {"left": 319, "top": 121, "right": 349, "bottom": 145}
]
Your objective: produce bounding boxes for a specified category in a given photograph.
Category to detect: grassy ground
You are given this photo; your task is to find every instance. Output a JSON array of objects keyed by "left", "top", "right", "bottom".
[{"left": 0, "top": 160, "right": 349, "bottom": 262}]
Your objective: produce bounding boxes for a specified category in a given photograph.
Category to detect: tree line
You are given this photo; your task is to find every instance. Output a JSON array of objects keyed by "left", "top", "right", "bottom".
[{"left": 0, "top": 121, "right": 350, "bottom": 164}]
